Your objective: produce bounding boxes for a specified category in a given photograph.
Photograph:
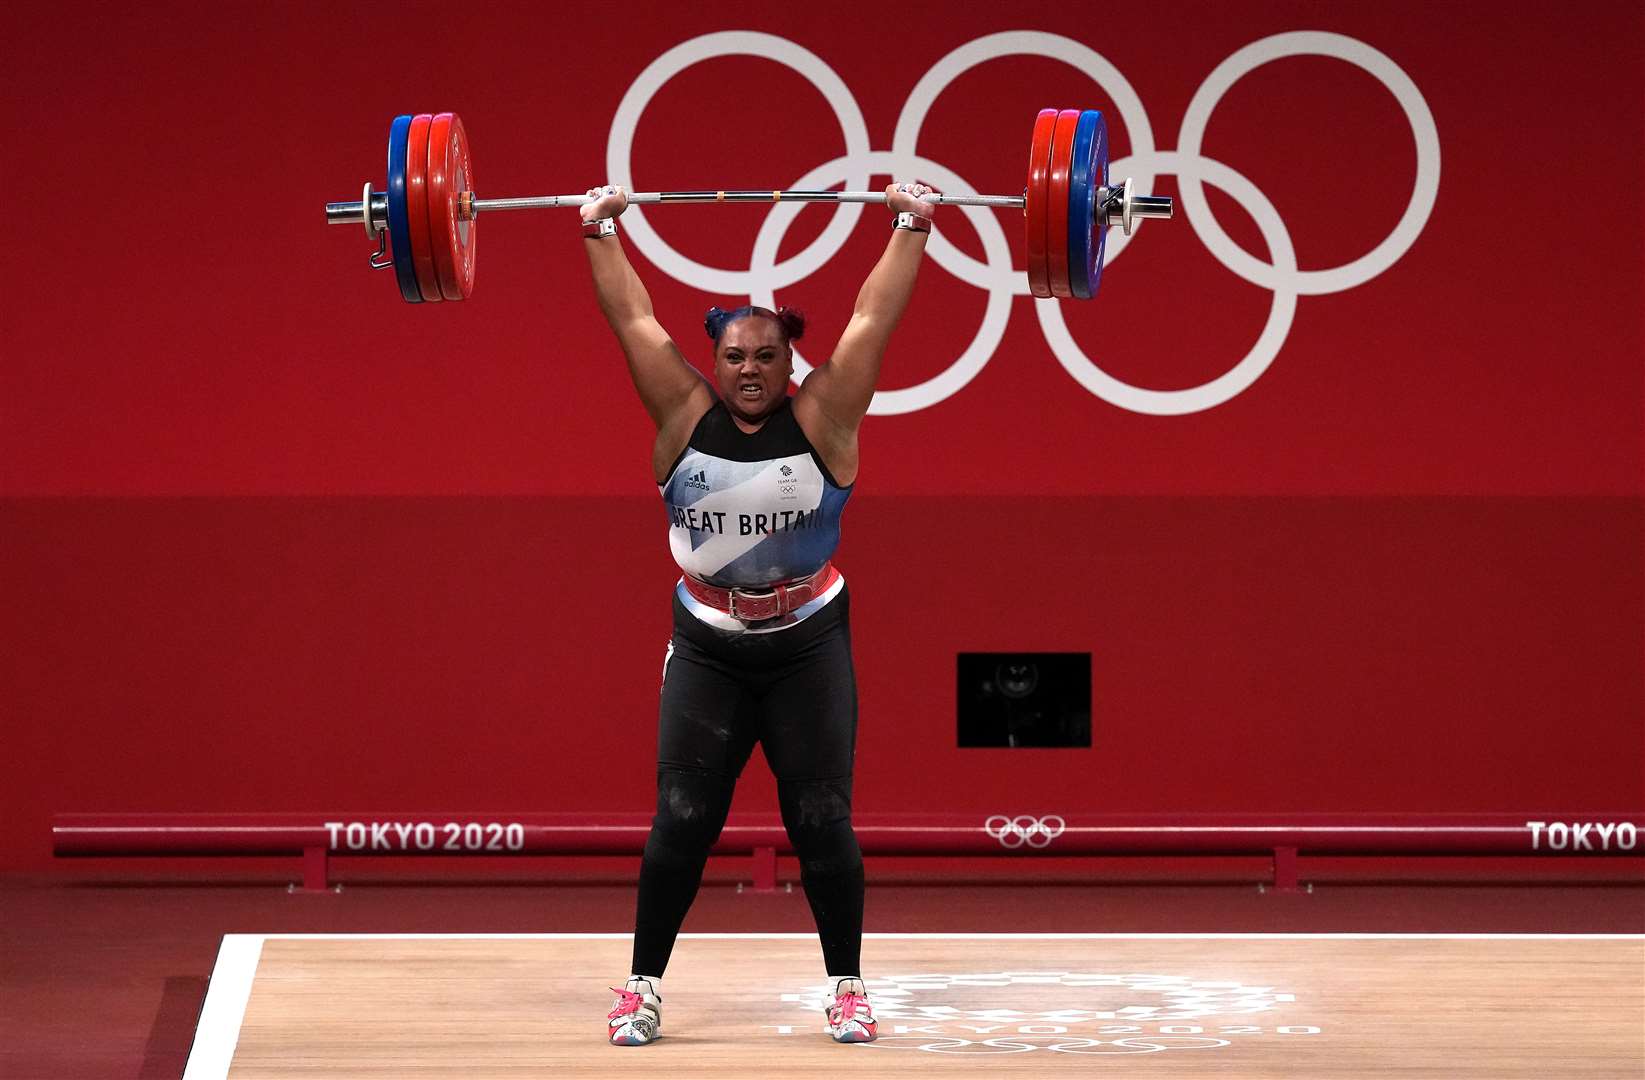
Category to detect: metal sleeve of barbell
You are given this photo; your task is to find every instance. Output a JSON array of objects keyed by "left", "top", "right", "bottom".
[
  {"left": 326, "top": 199, "right": 381, "bottom": 225},
  {"left": 1129, "top": 194, "right": 1175, "bottom": 219}
]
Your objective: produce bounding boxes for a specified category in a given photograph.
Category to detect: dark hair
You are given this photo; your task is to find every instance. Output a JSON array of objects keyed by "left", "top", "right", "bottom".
[{"left": 703, "top": 305, "right": 806, "bottom": 346}]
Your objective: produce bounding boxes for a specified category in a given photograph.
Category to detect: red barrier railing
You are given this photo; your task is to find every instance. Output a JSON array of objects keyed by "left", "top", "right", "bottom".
[{"left": 53, "top": 812, "right": 1642, "bottom": 892}]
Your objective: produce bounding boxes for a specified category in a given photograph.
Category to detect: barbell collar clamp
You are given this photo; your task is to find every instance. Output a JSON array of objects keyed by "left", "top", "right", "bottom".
[{"left": 1098, "top": 177, "right": 1174, "bottom": 236}]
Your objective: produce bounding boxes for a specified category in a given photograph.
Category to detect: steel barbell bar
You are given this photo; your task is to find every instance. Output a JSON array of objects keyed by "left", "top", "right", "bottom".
[{"left": 324, "top": 187, "right": 1172, "bottom": 229}]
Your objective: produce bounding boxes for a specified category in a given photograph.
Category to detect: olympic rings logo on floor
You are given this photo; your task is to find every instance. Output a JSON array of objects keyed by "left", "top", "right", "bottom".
[
  {"left": 608, "top": 31, "right": 1440, "bottom": 416},
  {"left": 784, "top": 970, "right": 1304, "bottom": 1053},
  {"left": 798, "top": 970, "right": 1292, "bottom": 1023},
  {"left": 871, "top": 1034, "right": 1234, "bottom": 1055},
  {"left": 984, "top": 814, "right": 1066, "bottom": 848}
]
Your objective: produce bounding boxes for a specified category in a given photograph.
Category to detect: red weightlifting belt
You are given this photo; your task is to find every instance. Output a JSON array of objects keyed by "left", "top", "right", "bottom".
[{"left": 683, "top": 562, "right": 839, "bottom": 622}]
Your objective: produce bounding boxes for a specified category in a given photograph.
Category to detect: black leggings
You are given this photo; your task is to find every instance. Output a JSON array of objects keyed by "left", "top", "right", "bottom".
[{"left": 632, "top": 586, "right": 863, "bottom": 978}]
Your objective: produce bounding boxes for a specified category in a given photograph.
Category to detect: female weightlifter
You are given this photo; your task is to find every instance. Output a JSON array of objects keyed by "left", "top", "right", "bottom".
[{"left": 579, "top": 181, "right": 936, "bottom": 1046}]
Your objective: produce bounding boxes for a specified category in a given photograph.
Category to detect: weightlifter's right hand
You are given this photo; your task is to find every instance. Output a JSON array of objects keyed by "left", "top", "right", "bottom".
[{"left": 581, "top": 185, "right": 629, "bottom": 222}]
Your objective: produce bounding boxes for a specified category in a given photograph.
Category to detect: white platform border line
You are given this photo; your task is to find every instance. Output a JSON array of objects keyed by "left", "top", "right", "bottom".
[
  {"left": 182, "top": 935, "right": 263, "bottom": 1080},
  {"left": 182, "top": 931, "right": 1645, "bottom": 1080}
]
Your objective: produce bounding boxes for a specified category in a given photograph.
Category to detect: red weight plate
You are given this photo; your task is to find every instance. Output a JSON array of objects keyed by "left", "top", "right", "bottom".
[
  {"left": 425, "top": 113, "right": 457, "bottom": 299},
  {"left": 1024, "top": 109, "right": 1058, "bottom": 299},
  {"left": 1045, "top": 109, "right": 1081, "bottom": 299},
  {"left": 428, "top": 112, "right": 477, "bottom": 300},
  {"left": 405, "top": 114, "right": 441, "bottom": 302}
]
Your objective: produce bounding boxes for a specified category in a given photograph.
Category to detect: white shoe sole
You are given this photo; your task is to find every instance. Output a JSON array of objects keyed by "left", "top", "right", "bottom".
[
  {"left": 831, "top": 1020, "right": 876, "bottom": 1043},
  {"left": 609, "top": 1020, "right": 658, "bottom": 1046}
]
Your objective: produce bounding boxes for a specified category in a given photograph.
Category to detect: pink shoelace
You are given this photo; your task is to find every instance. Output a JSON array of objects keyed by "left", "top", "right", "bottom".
[
  {"left": 831, "top": 992, "right": 869, "bottom": 1024},
  {"left": 607, "top": 987, "right": 642, "bottom": 1021}
]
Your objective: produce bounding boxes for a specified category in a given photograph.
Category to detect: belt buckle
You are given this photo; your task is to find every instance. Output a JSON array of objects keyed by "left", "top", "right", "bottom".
[{"left": 728, "top": 585, "right": 778, "bottom": 622}]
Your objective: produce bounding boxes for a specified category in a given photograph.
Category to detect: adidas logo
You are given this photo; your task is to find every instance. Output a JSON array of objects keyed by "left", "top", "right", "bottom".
[{"left": 684, "top": 469, "right": 711, "bottom": 491}]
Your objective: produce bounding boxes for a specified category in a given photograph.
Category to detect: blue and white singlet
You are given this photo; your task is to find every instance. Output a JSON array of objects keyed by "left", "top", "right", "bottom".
[{"left": 660, "top": 397, "right": 852, "bottom": 632}]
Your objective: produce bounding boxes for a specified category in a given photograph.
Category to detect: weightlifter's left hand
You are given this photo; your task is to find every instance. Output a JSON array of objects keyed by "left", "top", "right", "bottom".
[
  {"left": 885, "top": 181, "right": 937, "bottom": 221},
  {"left": 581, "top": 184, "right": 629, "bottom": 222}
]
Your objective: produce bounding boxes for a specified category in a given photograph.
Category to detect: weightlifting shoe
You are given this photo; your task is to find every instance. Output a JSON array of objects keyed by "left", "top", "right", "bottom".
[
  {"left": 825, "top": 977, "right": 877, "bottom": 1043},
  {"left": 607, "top": 976, "right": 662, "bottom": 1045}
]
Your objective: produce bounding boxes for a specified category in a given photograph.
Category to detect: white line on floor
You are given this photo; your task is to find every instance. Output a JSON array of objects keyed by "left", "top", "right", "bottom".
[{"left": 183, "top": 935, "right": 264, "bottom": 1080}]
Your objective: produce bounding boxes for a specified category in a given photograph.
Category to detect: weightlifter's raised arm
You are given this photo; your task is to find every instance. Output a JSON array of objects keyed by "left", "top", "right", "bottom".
[
  {"left": 793, "top": 183, "right": 936, "bottom": 473},
  {"left": 580, "top": 185, "right": 713, "bottom": 442}
]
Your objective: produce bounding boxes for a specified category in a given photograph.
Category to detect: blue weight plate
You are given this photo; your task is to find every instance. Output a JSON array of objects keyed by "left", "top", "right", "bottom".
[
  {"left": 1067, "top": 110, "right": 1107, "bottom": 300},
  {"left": 1065, "top": 110, "right": 1098, "bottom": 299},
  {"left": 385, "top": 114, "right": 422, "bottom": 303}
]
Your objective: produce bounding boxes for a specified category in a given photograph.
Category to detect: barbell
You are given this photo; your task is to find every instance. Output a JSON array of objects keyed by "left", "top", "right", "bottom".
[{"left": 323, "top": 108, "right": 1173, "bottom": 304}]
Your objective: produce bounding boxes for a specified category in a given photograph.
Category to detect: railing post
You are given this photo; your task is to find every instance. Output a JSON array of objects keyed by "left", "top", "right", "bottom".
[
  {"left": 1271, "top": 845, "right": 1300, "bottom": 893},
  {"left": 301, "top": 845, "right": 331, "bottom": 892},
  {"left": 750, "top": 845, "right": 777, "bottom": 893}
]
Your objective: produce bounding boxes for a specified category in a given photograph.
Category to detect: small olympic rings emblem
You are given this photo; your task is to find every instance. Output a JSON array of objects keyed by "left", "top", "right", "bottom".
[
  {"left": 985, "top": 814, "right": 1066, "bottom": 849},
  {"left": 609, "top": 30, "right": 1439, "bottom": 416}
]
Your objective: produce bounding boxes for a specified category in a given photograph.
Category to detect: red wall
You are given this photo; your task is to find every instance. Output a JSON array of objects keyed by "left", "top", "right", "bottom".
[{"left": 2, "top": 2, "right": 1642, "bottom": 870}]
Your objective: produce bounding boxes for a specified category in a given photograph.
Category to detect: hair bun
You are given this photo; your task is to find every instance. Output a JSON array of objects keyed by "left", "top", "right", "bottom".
[
  {"left": 775, "top": 306, "right": 806, "bottom": 343},
  {"left": 703, "top": 306, "right": 729, "bottom": 341}
]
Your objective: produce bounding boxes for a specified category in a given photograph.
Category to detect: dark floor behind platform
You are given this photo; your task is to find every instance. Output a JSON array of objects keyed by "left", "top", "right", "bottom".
[{"left": 3, "top": 872, "right": 1641, "bottom": 1080}]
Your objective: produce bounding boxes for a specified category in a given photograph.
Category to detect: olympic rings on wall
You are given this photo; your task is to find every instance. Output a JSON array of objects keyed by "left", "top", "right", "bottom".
[
  {"left": 985, "top": 814, "right": 1067, "bottom": 849},
  {"left": 609, "top": 30, "right": 1439, "bottom": 416}
]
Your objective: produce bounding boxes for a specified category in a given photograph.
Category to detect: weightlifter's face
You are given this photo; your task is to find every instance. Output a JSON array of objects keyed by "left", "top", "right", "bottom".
[{"left": 715, "top": 317, "right": 793, "bottom": 423}]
